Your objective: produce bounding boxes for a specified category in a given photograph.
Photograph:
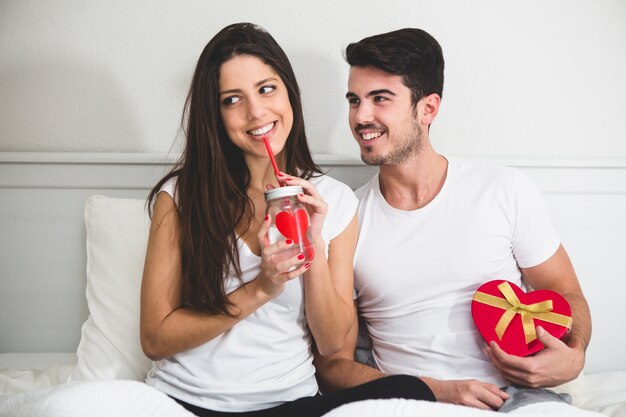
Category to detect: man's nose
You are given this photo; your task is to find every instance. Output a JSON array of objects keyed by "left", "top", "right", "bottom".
[{"left": 353, "top": 102, "right": 374, "bottom": 125}]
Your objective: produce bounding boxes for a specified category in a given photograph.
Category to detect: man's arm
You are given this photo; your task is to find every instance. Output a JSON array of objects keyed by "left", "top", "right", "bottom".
[
  {"left": 486, "top": 244, "right": 591, "bottom": 387},
  {"left": 313, "top": 305, "right": 385, "bottom": 393},
  {"left": 314, "top": 304, "right": 509, "bottom": 410}
]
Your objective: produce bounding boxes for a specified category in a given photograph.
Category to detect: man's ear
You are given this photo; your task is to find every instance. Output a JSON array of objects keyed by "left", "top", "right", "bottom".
[{"left": 420, "top": 93, "right": 441, "bottom": 126}]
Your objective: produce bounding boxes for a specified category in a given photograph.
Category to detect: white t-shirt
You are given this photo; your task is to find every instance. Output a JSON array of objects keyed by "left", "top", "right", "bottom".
[
  {"left": 146, "top": 174, "right": 357, "bottom": 411},
  {"left": 354, "top": 157, "right": 560, "bottom": 387}
]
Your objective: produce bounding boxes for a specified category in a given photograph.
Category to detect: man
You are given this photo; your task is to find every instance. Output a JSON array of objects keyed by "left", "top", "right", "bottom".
[{"left": 314, "top": 28, "right": 591, "bottom": 411}]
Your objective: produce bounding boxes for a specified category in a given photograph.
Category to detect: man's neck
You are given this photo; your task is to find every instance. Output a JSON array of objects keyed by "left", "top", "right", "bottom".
[{"left": 378, "top": 148, "right": 448, "bottom": 211}]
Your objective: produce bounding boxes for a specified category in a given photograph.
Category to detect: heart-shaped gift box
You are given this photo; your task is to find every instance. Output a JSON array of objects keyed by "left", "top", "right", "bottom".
[{"left": 471, "top": 280, "right": 572, "bottom": 357}]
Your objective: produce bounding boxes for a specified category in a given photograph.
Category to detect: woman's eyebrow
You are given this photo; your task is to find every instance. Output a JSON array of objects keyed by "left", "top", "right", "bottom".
[{"left": 220, "top": 77, "right": 278, "bottom": 96}]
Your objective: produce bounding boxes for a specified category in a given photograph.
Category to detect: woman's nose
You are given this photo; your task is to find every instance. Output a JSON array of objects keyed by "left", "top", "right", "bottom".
[{"left": 246, "top": 96, "right": 266, "bottom": 121}]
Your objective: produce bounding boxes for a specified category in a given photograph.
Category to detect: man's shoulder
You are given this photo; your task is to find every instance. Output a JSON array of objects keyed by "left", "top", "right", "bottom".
[
  {"left": 310, "top": 173, "right": 354, "bottom": 196},
  {"left": 354, "top": 173, "right": 378, "bottom": 201},
  {"left": 450, "top": 157, "right": 519, "bottom": 187}
]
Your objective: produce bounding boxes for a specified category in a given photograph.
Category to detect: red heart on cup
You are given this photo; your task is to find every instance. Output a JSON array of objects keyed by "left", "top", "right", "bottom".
[
  {"left": 471, "top": 280, "right": 572, "bottom": 357},
  {"left": 275, "top": 209, "right": 309, "bottom": 244}
]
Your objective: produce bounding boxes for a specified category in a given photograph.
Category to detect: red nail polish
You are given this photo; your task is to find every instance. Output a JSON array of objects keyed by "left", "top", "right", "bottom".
[
  {"left": 304, "top": 263, "right": 311, "bottom": 269},
  {"left": 285, "top": 239, "right": 293, "bottom": 245},
  {"left": 298, "top": 193, "right": 304, "bottom": 197},
  {"left": 297, "top": 254, "right": 305, "bottom": 260},
  {"left": 264, "top": 215, "right": 269, "bottom": 221}
]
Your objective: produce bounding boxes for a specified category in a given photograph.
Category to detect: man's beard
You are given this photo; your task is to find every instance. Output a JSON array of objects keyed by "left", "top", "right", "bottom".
[{"left": 361, "top": 122, "right": 423, "bottom": 167}]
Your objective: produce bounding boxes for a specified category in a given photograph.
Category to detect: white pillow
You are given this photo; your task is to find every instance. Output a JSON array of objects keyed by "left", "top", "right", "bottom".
[{"left": 70, "top": 195, "right": 153, "bottom": 381}]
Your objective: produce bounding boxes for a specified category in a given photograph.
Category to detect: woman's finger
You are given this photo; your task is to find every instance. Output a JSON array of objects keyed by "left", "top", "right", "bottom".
[
  {"left": 285, "top": 262, "right": 311, "bottom": 280},
  {"left": 257, "top": 214, "right": 272, "bottom": 249},
  {"left": 297, "top": 192, "right": 328, "bottom": 214},
  {"left": 281, "top": 173, "right": 321, "bottom": 199},
  {"left": 262, "top": 238, "right": 296, "bottom": 259},
  {"left": 279, "top": 173, "right": 327, "bottom": 214}
]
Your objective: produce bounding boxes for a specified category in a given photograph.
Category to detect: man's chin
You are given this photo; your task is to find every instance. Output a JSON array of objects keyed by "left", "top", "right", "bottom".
[{"left": 360, "top": 153, "right": 385, "bottom": 166}]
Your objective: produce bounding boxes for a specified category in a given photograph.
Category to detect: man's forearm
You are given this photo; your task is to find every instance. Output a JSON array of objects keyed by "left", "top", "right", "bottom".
[
  {"left": 315, "top": 357, "right": 385, "bottom": 393},
  {"left": 564, "top": 290, "right": 592, "bottom": 354}
]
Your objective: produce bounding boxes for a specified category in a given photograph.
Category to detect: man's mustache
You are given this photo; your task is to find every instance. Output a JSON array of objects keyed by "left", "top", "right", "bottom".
[{"left": 355, "top": 124, "right": 385, "bottom": 133}]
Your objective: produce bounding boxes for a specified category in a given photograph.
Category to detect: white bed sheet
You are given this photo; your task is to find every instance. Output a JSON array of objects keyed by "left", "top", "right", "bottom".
[
  {"left": 1, "top": 352, "right": 625, "bottom": 416},
  {"left": 324, "top": 398, "right": 608, "bottom": 417},
  {"left": 0, "top": 379, "right": 616, "bottom": 417},
  {"left": 0, "top": 353, "right": 76, "bottom": 395},
  {"left": 0, "top": 380, "right": 193, "bottom": 417}
]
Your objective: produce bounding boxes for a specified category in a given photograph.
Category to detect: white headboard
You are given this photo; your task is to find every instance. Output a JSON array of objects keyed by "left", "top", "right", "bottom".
[{"left": 1, "top": 153, "right": 624, "bottom": 375}]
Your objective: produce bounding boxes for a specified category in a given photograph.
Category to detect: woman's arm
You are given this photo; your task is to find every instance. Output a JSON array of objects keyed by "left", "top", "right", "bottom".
[
  {"left": 303, "top": 213, "right": 358, "bottom": 356},
  {"left": 280, "top": 174, "right": 357, "bottom": 356},
  {"left": 140, "top": 192, "right": 306, "bottom": 360}
]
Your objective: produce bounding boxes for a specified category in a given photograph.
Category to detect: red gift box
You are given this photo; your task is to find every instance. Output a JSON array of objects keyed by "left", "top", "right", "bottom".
[{"left": 471, "top": 280, "right": 573, "bottom": 357}]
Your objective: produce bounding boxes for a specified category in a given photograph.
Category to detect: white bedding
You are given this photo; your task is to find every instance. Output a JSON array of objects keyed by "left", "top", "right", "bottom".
[
  {"left": 0, "top": 380, "right": 193, "bottom": 417},
  {"left": 0, "top": 378, "right": 617, "bottom": 417},
  {"left": 0, "top": 353, "right": 75, "bottom": 396},
  {"left": 325, "top": 398, "right": 607, "bottom": 417},
  {"left": 2, "top": 352, "right": 626, "bottom": 416},
  {"left": 1, "top": 352, "right": 626, "bottom": 416}
]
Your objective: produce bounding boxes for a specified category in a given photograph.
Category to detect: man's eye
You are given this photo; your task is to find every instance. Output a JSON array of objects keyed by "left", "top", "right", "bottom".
[
  {"left": 259, "top": 85, "right": 276, "bottom": 94},
  {"left": 373, "top": 96, "right": 388, "bottom": 102},
  {"left": 347, "top": 97, "right": 360, "bottom": 106},
  {"left": 222, "top": 96, "right": 241, "bottom": 105}
]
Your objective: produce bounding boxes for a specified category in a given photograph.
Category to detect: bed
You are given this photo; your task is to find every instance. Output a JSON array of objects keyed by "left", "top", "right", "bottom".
[{"left": 1, "top": 153, "right": 625, "bottom": 416}]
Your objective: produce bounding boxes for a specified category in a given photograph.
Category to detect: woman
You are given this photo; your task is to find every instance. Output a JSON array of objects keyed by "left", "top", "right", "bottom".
[{"left": 140, "top": 23, "right": 434, "bottom": 417}]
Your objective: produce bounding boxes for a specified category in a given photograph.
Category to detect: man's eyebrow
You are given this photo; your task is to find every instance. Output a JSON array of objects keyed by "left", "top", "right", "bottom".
[
  {"left": 220, "top": 77, "right": 278, "bottom": 96},
  {"left": 345, "top": 89, "right": 397, "bottom": 99},
  {"left": 366, "top": 89, "right": 396, "bottom": 97}
]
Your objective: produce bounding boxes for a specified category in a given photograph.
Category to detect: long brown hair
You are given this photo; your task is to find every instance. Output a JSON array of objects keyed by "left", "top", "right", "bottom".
[{"left": 148, "top": 23, "right": 321, "bottom": 316}]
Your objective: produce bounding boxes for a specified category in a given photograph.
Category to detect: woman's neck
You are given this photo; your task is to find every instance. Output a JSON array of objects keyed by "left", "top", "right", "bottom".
[{"left": 244, "top": 155, "right": 282, "bottom": 193}]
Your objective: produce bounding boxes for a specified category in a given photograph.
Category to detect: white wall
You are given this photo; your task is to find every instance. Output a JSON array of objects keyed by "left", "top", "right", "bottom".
[{"left": 1, "top": 0, "right": 625, "bottom": 158}]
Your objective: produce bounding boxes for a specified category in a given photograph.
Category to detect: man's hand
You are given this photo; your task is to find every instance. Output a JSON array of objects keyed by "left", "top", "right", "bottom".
[
  {"left": 485, "top": 326, "right": 585, "bottom": 388},
  {"left": 421, "top": 377, "right": 508, "bottom": 410}
]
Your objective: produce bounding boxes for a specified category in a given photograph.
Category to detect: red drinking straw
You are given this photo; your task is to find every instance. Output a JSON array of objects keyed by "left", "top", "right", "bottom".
[{"left": 263, "top": 136, "right": 283, "bottom": 186}]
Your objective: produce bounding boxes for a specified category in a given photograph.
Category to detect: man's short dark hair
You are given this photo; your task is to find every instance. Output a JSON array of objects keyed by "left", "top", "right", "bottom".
[{"left": 345, "top": 28, "right": 444, "bottom": 105}]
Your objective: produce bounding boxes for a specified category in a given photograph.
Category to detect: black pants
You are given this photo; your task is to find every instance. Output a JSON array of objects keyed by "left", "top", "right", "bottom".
[{"left": 173, "top": 375, "right": 435, "bottom": 417}]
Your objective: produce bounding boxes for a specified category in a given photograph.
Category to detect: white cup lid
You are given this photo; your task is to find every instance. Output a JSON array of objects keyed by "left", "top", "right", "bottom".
[{"left": 264, "top": 185, "right": 303, "bottom": 201}]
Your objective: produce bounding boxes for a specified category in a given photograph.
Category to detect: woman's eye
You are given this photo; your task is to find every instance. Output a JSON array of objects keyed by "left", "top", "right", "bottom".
[
  {"left": 222, "top": 96, "right": 241, "bottom": 105},
  {"left": 259, "top": 85, "right": 276, "bottom": 94}
]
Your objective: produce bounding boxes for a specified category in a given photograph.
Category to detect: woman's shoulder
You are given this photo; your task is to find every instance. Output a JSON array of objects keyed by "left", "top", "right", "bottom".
[
  {"left": 159, "top": 176, "right": 179, "bottom": 201},
  {"left": 150, "top": 176, "right": 179, "bottom": 212},
  {"left": 310, "top": 174, "right": 358, "bottom": 238},
  {"left": 310, "top": 174, "right": 355, "bottom": 197}
]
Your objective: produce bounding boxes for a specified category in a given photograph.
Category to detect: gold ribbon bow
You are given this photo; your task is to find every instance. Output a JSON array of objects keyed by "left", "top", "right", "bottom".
[{"left": 473, "top": 282, "right": 573, "bottom": 344}]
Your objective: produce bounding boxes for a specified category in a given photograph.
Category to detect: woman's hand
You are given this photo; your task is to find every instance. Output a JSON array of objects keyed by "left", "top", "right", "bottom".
[
  {"left": 255, "top": 214, "right": 310, "bottom": 299},
  {"left": 279, "top": 172, "right": 328, "bottom": 239}
]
